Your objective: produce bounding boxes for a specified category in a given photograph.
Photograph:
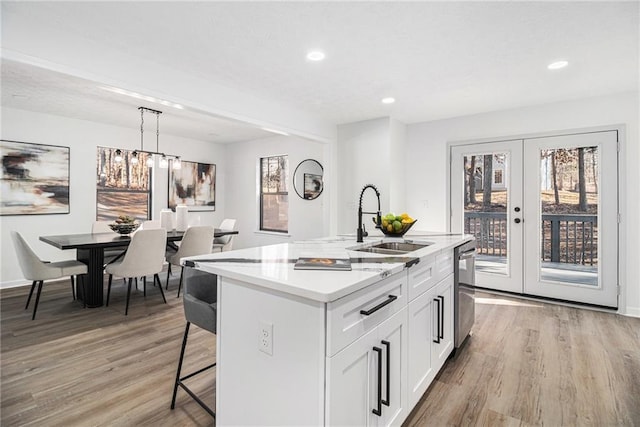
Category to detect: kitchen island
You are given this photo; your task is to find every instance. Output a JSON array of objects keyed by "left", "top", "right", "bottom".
[{"left": 184, "top": 232, "right": 472, "bottom": 426}]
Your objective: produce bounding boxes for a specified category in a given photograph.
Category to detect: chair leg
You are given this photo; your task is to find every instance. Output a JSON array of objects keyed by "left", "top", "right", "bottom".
[
  {"left": 31, "top": 280, "right": 44, "bottom": 320},
  {"left": 171, "top": 322, "right": 191, "bottom": 410},
  {"left": 125, "top": 277, "right": 133, "bottom": 316},
  {"left": 70, "top": 275, "right": 76, "bottom": 300},
  {"left": 155, "top": 274, "right": 167, "bottom": 304},
  {"left": 106, "top": 274, "right": 113, "bottom": 307},
  {"left": 25, "top": 281, "right": 37, "bottom": 310},
  {"left": 166, "top": 263, "right": 172, "bottom": 290},
  {"left": 177, "top": 268, "right": 185, "bottom": 298}
]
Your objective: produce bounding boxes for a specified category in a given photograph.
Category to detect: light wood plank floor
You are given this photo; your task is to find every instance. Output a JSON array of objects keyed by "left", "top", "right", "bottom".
[{"left": 1, "top": 277, "right": 639, "bottom": 426}]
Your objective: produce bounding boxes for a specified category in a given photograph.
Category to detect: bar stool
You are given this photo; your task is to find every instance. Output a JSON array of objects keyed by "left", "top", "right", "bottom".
[{"left": 170, "top": 269, "right": 217, "bottom": 417}]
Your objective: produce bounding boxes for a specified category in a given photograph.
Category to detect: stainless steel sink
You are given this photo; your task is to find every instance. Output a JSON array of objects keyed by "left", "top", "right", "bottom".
[{"left": 349, "top": 241, "right": 431, "bottom": 255}]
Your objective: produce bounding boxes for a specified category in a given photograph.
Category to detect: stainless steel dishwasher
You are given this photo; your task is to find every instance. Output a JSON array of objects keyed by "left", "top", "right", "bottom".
[{"left": 454, "top": 239, "right": 476, "bottom": 349}]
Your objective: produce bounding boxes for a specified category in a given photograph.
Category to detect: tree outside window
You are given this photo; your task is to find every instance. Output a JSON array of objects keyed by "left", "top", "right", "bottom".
[
  {"left": 260, "top": 155, "right": 288, "bottom": 232},
  {"left": 96, "top": 147, "right": 152, "bottom": 221}
]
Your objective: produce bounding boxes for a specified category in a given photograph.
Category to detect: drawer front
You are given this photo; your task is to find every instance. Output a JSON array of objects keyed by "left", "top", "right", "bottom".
[
  {"left": 327, "top": 273, "right": 406, "bottom": 357},
  {"left": 435, "top": 251, "right": 454, "bottom": 282},
  {"left": 407, "top": 254, "right": 437, "bottom": 301}
]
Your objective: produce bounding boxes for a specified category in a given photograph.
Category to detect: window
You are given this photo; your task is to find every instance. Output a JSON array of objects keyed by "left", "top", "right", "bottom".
[
  {"left": 96, "top": 147, "right": 152, "bottom": 221},
  {"left": 494, "top": 169, "right": 503, "bottom": 185},
  {"left": 260, "top": 155, "right": 288, "bottom": 232}
]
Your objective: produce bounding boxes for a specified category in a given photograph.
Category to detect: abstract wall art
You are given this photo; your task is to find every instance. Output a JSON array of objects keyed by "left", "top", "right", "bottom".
[
  {"left": 168, "top": 159, "right": 216, "bottom": 211},
  {"left": 1, "top": 140, "right": 70, "bottom": 215}
]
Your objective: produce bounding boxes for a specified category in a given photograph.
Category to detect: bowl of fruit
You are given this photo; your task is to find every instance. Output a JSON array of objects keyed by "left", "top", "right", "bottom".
[
  {"left": 373, "top": 213, "right": 417, "bottom": 237},
  {"left": 109, "top": 215, "right": 140, "bottom": 235}
]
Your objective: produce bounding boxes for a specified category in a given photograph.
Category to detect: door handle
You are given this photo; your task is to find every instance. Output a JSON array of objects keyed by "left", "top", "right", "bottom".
[
  {"left": 381, "top": 340, "right": 390, "bottom": 407},
  {"left": 438, "top": 295, "right": 445, "bottom": 339},
  {"left": 372, "top": 346, "right": 382, "bottom": 416},
  {"left": 433, "top": 298, "right": 441, "bottom": 343},
  {"left": 360, "top": 295, "right": 397, "bottom": 316}
]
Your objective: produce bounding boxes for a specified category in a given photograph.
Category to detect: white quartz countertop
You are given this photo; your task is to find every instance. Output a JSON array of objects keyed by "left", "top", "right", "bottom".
[{"left": 184, "top": 232, "right": 473, "bottom": 303}]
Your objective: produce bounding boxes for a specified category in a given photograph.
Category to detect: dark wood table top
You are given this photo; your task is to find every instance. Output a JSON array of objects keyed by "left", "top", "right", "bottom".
[{"left": 40, "top": 229, "right": 238, "bottom": 250}]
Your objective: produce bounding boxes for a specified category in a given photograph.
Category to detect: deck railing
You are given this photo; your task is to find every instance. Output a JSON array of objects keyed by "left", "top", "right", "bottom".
[{"left": 464, "top": 212, "right": 598, "bottom": 265}]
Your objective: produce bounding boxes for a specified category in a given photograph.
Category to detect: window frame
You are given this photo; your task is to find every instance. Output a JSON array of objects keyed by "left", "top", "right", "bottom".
[
  {"left": 96, "top": 146, "right": 152, "bottom": 221},
  {"left": 259, "top": 154, "right": 289, "bottom": 233}
]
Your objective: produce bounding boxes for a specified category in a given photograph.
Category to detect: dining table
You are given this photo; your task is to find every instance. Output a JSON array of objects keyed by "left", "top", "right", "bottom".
[{"left": 40, "top": 229, "right": 239, "bottom": 308}]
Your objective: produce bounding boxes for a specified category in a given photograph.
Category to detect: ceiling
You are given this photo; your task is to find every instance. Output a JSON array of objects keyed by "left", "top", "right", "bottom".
[{"left": 1, "top": 1, "right": 638, "bottom": 142}]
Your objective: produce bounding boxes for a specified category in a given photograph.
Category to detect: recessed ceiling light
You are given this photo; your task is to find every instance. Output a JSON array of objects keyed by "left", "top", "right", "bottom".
[
  {"left": 381, "top": 97, "right": 395, "bottom": 104},
  {"left": 547, "top": 60, "right": 568, "bottom": 70},
  {"left": 261, "top": 127, "right": 289, "bottom": 136},
  {"left": 306, "top": 51, "right": 325, "bottom": 61}
]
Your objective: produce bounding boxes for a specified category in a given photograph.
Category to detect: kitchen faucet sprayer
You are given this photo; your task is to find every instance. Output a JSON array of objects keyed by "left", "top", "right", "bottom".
[{"left": 357, "top": 184, "right": 382, "bottom": 243}]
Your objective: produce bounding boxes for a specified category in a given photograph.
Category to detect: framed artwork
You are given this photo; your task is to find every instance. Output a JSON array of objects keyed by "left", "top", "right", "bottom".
[
  {"left": 303, "top": 173, "right": 323, "bottom": 200},
  {"left": 96, "top": 147, "right": 152, "bottom": 221},
  {"left": 1, "top": 140, "right": 70, "bottom": 215},
  {"left": 168, "top": 159, "right": 216, "bottom": 211}
]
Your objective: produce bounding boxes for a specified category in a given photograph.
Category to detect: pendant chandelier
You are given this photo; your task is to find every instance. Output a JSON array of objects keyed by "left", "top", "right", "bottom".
[{"left": 114, "top": 107, "right": 181, "bottom": 169}]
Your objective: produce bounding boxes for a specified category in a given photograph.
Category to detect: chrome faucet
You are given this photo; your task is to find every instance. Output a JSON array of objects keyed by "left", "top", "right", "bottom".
[{"left": 357, "top": 184, "right": 382, "bottom": 243}]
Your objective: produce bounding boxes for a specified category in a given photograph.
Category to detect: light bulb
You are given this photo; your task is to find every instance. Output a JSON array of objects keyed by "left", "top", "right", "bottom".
[
  {"left": 131, "top": 151, "right": 139, "bottom": 165},
  {"left": 146, "top": 155, "right": 154, "bottom": 168},
  {"left": 172, "top": 157, "right": 181, "bottom": 170},
  {"left": 114, "top": 149, "right": 123, "bottom": 163},
  {"left": 159, "top": 155, "right": 168, "bottom": 169}
]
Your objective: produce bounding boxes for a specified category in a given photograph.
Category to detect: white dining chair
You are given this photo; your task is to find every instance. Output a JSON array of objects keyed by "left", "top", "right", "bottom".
[
  {"left": 166, "top": 226, "right": 215, "bottom": 296},
  {"left": 212, "top": 219, "right": 237, "bottom": 253},
  {"left": 11, "top": 231, "right": 88, "bottom": 320},
  {"left": 105, "top": 228, "right": 167, "bottom": 315}
]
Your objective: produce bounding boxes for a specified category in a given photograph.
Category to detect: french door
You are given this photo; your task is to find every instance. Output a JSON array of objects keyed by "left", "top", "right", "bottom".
[{"left": 450, "top": 130, "right": 618, "bottom": 308}]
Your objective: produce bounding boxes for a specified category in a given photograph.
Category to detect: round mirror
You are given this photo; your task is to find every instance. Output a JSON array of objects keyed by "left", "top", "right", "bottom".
[{"left": 293, "top": 159, "right": 323, "bottom": 200}]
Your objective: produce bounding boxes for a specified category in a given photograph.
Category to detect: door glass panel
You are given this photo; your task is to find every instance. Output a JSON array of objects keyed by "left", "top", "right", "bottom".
[
  {"left": 463, "top": 153, "right": 509, "bottom": 275},
  {"left": 539, "top": 147, "right": 598, "bottom": 286}
]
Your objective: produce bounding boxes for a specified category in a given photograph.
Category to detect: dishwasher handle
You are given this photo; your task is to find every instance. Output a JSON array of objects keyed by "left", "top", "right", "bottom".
[{"left": 458, "top": 249, "right": 476, "bottom": 260}]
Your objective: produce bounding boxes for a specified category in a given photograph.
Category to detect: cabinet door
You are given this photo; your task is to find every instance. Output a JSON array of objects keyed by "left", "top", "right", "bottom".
[
  {"left": 326, "top": 327, "right": 378, "bottom": 427},
  {"left": 407, "top": 288, "right": 436, "bottom": 408},
  {"left": 432, "top": 274, "right": 454, "bottom": 371},
  {"left": 376, "top": 307, "right": 408, "bottom": 427}
]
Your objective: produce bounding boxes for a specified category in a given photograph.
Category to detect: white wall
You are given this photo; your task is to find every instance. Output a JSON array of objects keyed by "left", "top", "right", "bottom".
[
  {"left": 336, "top": 117, "right": 410, "bottom": 235},
  {"left": 404, "top": 91, "right": 639, "bottom": 316},
  {"left": 0, "top": 107, "right": 227, "bottom": 286},
  {"left": 224, "top": 135, "right": 328, "bottom": 249}
]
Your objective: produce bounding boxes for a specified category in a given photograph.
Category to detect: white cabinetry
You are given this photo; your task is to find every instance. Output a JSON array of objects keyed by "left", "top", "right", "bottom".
[
  {"left": 431, "top": 274, "right": 454, "bottom": 371},
  {"left": 407, "top": 251, "right": 455, "bottom": 408},
  {"left": 407, "top": 287, "right": 436, "bottom": 407},
  {"left": 327, "top": 307, "right": 408, "bottom": 427}
]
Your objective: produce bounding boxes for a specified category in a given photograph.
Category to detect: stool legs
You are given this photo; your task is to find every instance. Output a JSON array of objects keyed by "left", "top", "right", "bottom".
[
  {"left": 171, "top": 322, "right": 191, "bottom": 410},
  {"left": 170, "top": 321, "right": 216, "bottom": 417}
]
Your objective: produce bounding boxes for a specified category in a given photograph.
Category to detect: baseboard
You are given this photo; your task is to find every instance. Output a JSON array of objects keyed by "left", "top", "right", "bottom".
[
  {"left": 0, "top": 279, "right": 30, "bottom": 289},
  {"left": 624, "top": 307, "right": 640, "bottom": 318},
  {"left": 1, "top": 277, "right": 67, "bottom": 290}
]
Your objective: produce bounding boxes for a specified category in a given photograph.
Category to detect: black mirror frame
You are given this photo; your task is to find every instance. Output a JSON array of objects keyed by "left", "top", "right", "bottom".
[{"left": 293, "top": 159, "right": 324, "bottom": 200}]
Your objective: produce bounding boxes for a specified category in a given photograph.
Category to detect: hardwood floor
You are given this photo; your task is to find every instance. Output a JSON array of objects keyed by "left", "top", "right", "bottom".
[
  {"left": 404, "top": 293, "right": 640, "bottom": 427},
  {"left": 1, "top": 277, "right": 639, "bottom": 426}
]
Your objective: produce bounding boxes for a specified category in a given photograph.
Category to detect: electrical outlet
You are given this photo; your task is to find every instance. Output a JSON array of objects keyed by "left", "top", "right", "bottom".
[{"left": 259, "top": 321, "right": 273, "bottom": 356}]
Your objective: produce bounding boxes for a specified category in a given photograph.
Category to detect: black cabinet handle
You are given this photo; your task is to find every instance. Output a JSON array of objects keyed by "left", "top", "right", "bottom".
[
  {"left": 433, "top": 298, "right": 441, "bottom": 343},
  {"left": 381, "top": 340, "right": 390, "bottom": 407},
  {"left": 438, "top": 295, "right": 445, "bottom": 339},
  {"left": 514, "top": 218, "right": 522, "bottom": 224},
  {"left": 360, "top": 295, "right": 398, "bottom": 316},
  {"left": 372, "top": 346, "right": 382, "bottom": 416}
]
